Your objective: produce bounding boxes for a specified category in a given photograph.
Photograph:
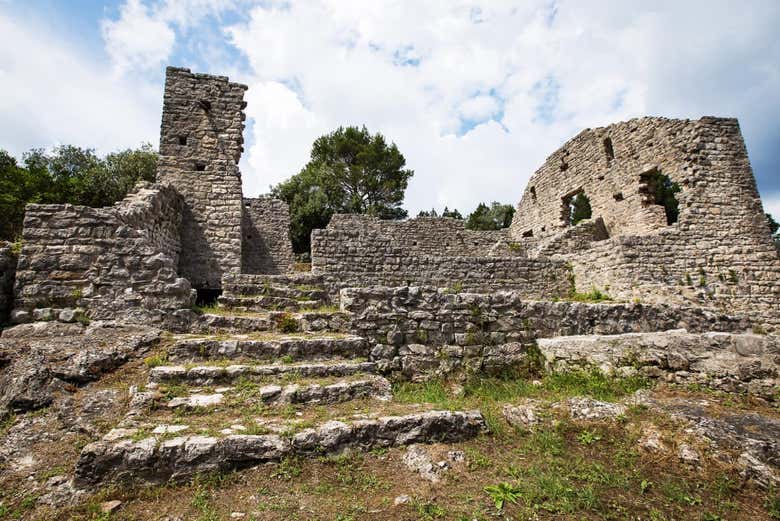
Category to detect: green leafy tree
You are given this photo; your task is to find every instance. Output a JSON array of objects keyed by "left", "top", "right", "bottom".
[
  {"left": 272, "top": 126, "right": 413, "bottom": 253},
  {"left": 465, "top": 202, "right": 515, "bottom": 230},
  {"left": 569, "top": 192, "right": 592, "bottom": 225},
  {"left": 417, "top": 206, "right": 463, "bottom": 219},
  {"left": 767, "top": 212, "right": 780, "bottom": 251}
]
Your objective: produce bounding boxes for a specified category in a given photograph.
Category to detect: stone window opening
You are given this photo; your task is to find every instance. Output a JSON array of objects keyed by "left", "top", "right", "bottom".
[
  {"left": 178, "top": 135, "right": 187, "bottom": 146},
  {"left": 530, "top": 186, "right": 537, "bottom": 202},
  {"left": 194, "top": 162, "right": 206, "bottom": 172},
  {"left": 199, "top": 99, "right": 212, "bottom": 111},
  {"left": 604, "top": 137, "right": 615, "bottom": 163},
  {"left": 561, "top": 189, "right": 592, "bottom": 226},
  {"left": 613, "top": 192, "right": 624, "bottom": 201},
  {"left": 522, "top": 229, "right": 534, "bottom": 238},
  {"left": 639, "top": 168, "right": 681, "bottom": 225}
]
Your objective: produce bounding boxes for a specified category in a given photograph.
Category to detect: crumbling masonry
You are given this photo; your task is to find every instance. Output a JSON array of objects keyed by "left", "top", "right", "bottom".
[
  {"left": 4, "top": 67, "right": 779, "bottom": 331},
  {"left": 2, "top": 67, "right": 779, "bottom": 491}
]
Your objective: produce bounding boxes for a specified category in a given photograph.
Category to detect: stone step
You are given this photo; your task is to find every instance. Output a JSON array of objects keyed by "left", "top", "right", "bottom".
[
  {"left": 218, "top": 295, "right": 324, "bottom": 312},
  {"left": 161, "top": 376, "right": 391, "bottom": 409},
  {"left": 222, "top": 272, "right": 325, "bottom": 289},
  {"left": 224, "top": 284, "right": 328, "bottom": 301},
  {"left": 150, "top": 360, "right": 378, "bottom": 385},
  {"left": 74, "top": 410, "right": 486, "bottom": 487},
  {"left": 189, "top": 310, "right": 348, "bottom": 335},
  {"left": 167, "top": 333, "right": 370, "bottom": 363}
]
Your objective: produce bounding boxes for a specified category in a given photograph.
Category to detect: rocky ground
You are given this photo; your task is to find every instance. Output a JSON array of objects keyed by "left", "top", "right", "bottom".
[{"left": 0, "top": 314, "right": 778, "bottom": 520}]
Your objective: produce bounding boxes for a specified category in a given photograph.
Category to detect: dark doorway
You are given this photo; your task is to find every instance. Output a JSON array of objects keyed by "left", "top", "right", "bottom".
[{"left": 195, "top": 288, "right": 222, "bottom": 306}]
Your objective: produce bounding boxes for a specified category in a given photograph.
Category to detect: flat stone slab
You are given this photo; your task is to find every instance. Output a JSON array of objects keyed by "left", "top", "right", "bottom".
[
  {"left": 149, "top": 361, "right": 378, "bottom": 384},
  {"left": 167, "top": 335, "right": 370, "bottom": 362},
  {"left": 73, "top": 410, "right": 487, "bottom": 487}
]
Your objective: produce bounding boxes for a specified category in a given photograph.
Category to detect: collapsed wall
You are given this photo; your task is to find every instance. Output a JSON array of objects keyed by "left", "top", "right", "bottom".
[
  {"left": 311, "top": 214, "right": 569, "bottom": 298},
  {"left": 242, "top": 197, "right": 294, "bottom": 275},
  {"left": 0, "top": 242, "right": 16, "bottom": 324},
  {"left": 12, "top": 184, "right": 194, "bottom": 324},
  {"left": 509, "top": 116, "right": 780, "bottom": 325},
  {"left": 156, "top": 67, "right": 248, "bottom": 290}
]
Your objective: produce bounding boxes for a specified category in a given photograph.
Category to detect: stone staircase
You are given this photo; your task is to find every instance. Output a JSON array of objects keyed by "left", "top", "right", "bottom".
[
  {"left": 73, "top": 277, "right": 487, "bottom": 487},
  {"left": 217, "top": 273, "right": 331, "bottom": 312}
]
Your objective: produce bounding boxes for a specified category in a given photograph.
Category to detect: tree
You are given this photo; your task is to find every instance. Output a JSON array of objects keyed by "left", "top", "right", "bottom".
[
  {"left": 417, "top": 206, "right": 463, "bottom": 219},
  {"left": 569, "top": 192, "right": 592, "bottom": 225},
  {"left": 0, "top": 145, "right": 158, "bottom": 241},
  {"left": 272, "top": 126, "right": 414, "bottom": 253},
  {"left": 767, "top": 213, "right": 780, "bottom": 252},
  {"left": 465, "top": 202, "right": 515, "bottom": 230}
]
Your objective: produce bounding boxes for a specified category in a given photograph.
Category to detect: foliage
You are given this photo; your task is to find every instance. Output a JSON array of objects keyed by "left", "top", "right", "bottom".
[
  {"left": 484, "top": 482, "right": 522, "bottom": 510},
  {"left": 272, "top": 125, "right": 413, "bottom": 253},
  {"left": 465, "top": 201, "right": 515, "bottom": 230},
  {"left": 567, "top": 192, "right": 592, "bottom": 226},
  {"left": 0, "top": 144, "right": 157, "bottom": 240},
  {"left": 646, "top": 171, "right": 681, "bottom": 225},
  {"left": 768, "top": 213, "right": 780, "bottom": 251},
  {"left": 569, "top": 287, "right": 611, "bottom": 303},
  {"left": 417, "top": 206, "right": 463, "bottom": 219}
]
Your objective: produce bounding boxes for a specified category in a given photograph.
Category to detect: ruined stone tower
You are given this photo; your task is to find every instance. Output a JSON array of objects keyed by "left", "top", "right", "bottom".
[{"left": 156, "top": 67, "right": 248, "bottom": 291}]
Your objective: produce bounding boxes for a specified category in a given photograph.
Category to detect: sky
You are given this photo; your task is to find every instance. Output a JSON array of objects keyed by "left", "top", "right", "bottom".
[{"left": 1, "top": 0, "right": 779, "bottom": 218}]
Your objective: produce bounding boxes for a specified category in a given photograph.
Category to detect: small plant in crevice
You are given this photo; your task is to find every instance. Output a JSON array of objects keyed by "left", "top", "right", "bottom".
[{"left": 275, "top": 312, "right": 299, "bottom": 333}]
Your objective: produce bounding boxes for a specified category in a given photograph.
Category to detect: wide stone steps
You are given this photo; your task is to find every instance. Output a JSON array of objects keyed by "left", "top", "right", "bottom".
[
  {"left": 74, "top": 410, "right": 487, "bottom": 486},
  {"left": 167, "top": 333, "right": 370, "bottom": 363},
  {"left": 150, "top": 360, "right": 379, "bottom": 385},
  {"left": 161, "top": 375, "right": 391, "bottom": 409},
  {"left": 217, "top": 294, "right": 323, "bottom": 312},
  {"left": 190, "top": 310, "right": 348, "bottom": 334}
]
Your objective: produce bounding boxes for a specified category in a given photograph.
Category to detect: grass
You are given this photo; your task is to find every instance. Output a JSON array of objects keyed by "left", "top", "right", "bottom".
[{"left": 568, "top": 286, "right": 612, "bottom": 303}]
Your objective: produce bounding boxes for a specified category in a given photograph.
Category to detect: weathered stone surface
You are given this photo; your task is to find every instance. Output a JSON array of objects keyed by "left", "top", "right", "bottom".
[
  {"left": 0, "top": 322, "right": 161, "bottom": 412},
  {"left": 402, "top": 445, "right": 443, "bottom": 482},
  {"left": 503, "top": 400, "right": 542, "bottom": 431},
  {"left": 12, "top": 185, "right": 194, "bottom": 326},
  {"left": 509, "top": 117, "right": 779, "bottom": 327},
  {"left": 241, "top": 197, "right": 294, "bottom": 275},
  {"left": 539, "top": 330, "right": 779, "bottom": 399},
  {"left": 561, "top": 397, "right": 627, "bottom": 421},
  {"left": 167, "top": 335, "right": 370, "bottom": 363},
  {"left": 73, "top": 410, "right": 486, "bottom": 487}
]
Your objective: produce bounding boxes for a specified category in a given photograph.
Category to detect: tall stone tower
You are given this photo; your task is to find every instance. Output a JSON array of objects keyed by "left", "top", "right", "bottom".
[{"left": 157, "top": 67, "right": 248, "bottom": 290}]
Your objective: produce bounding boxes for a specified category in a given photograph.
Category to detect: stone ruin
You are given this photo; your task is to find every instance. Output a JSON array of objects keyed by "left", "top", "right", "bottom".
[
  {"left": 2, "top": 66, "right": 777, "bottom": 329},
  {"left": 0, "top": 67, "right": 778, "bottom": 493}
]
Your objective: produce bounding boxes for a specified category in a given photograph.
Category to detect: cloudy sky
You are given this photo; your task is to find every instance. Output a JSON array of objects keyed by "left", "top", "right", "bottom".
[{"left": 1, "top": 0, "right": 778, "bottom": 217}]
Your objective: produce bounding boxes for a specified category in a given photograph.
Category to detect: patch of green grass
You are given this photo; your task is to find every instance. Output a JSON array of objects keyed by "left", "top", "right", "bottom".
[
  {"left": 412, "top": 497, "right": 447, "bottom": 519},
  {"left": 271, "top": 457, "right": 303, "bottom": 480},
  {"left": 576, "top": 429, "right": 602, "bottom": 446},
  {"left": 144, "top": 352, "right": 169, "bottom": 368},
  {"left": 569, "top": 286, "right": 612, "bottom": 303},
  {"left": 765, "top": 490, "right": 780, "bottom": 519},
  {"left": 274, "top": 312, "right": 299, "bottom": 333}
]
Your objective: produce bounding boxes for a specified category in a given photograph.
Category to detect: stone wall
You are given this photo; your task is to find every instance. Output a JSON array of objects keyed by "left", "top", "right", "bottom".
[
  {"left": 311, "top": 215, "right": 565, "bottom": 296},
  {"left": 156, "top": 67, "right": 247, "bottom": 289},
  {"left": 340, "top": 286, "right": 748, "bottom": 379},
  {"left": 509, "top": 116, "right": 780, "bottom": 326},
  {"left": 13, "top": 184, "right": 194, "bottom": 324},
  {"left": 242, "top": 197, "right": 294, "bottom": 275},
  {"left": 0, "top": 242, "right": 16, "bottom": 325}
]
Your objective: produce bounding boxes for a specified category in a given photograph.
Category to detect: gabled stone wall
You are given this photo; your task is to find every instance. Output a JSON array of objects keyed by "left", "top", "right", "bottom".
[
  {"left": 311, "top": 215, "right": 566, "bottom": 297},
  {"left": 157, "top": 67, "right": 248, "bottom": 289},
  {"left": 12, "top": 184, "right": 194, "bottom": 324},
  {"left": 509, "top": 116, "right": 780, "bottom": 326},
  {"left": 241, "top": 197, "right": 294, "bottom": 275}
]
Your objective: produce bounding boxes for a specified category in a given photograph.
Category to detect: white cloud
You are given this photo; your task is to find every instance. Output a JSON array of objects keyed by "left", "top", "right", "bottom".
[
  {"left": 101, "top": 0, "right": 175, "bottom": 75},
  {"left": 0, "top": 12, "right": 161, "bottom": 158},
  {"left": 225, "top": 0, "right": 780, "bottom": 215},
  {"left": 764, "top": 196, "right": 780, "bottom": 220}
]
